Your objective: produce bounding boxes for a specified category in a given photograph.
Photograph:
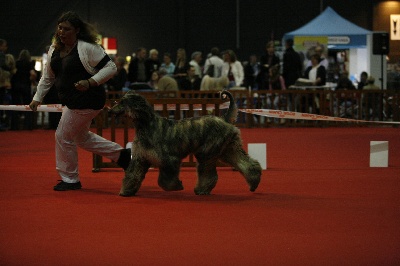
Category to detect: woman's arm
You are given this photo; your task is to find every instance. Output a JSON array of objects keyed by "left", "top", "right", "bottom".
[
  {"left": 86, "top": 42, "right": 117, "bottom": 86},
  {"left": 32, "top": 46, "right": 55, "bottom": 103}
]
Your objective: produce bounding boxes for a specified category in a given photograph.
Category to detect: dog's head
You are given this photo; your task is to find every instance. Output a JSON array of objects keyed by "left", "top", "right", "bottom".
[{"left": 109, "top": 91, "right": 155, "bottom": 125}]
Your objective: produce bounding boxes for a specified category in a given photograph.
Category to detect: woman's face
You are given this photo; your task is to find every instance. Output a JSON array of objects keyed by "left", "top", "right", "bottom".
[
  {"left": 164, "top": 55, "right": 171, "bottom": 64},
  {"left": 57, "top": 21, "right": 79, "bottom": 45},
  {"left": 223, "top": 53, "right": 231, "bottom": 62},
  {"left": 311, "top": 57, "right": 319, "bottom": 66},
  {"left": 151, "top": 71, "right": 159, "bottom": 81},
  {"left": 150, "top": 52, "right": 158, "bottom": 61}
]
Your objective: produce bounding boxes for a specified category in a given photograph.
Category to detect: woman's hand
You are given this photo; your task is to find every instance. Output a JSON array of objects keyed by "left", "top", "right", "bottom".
[
  {"left": 74, "top": 79, "right": 91, "bottom": 91},
  {"left": 29, "top": 100, "right": 41, "bottom": 112}
]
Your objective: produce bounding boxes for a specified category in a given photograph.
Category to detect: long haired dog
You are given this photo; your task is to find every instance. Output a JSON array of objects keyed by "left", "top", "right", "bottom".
[{"left": 110, "top": 90, "right": 262, "bottom": 196}]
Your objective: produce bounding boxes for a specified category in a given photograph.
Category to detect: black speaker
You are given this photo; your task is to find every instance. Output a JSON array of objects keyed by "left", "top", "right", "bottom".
[{"left": 373, "top": 32, "right": 389, "bottom": 55}]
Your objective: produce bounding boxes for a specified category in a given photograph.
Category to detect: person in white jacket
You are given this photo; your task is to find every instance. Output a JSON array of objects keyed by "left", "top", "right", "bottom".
[
  {"left": 29, "top": 11, "right": 131, "bottom": 191},
  {"left": 221, "top": 49, "right": 244, "bottom": 89},
  {"left": 203, "top": 47, "right": 224, "bottom": 78}
]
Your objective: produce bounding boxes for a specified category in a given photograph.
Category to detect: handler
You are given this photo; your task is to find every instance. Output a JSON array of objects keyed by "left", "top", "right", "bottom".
[{"left": 29, "top": 11, "right": 130, "bottom": 191}]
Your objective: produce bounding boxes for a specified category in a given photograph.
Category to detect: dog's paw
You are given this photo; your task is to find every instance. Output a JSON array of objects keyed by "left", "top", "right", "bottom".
[
  {"left": 249, "top": 179, "right": 260, "bottom": 192},
  {"left": 194, "top": 189, "right": 211, "bottom": 195},
  {"left": 159, "top": 179, "right": 184, "bottom": 191},
  {"left": 249, "top": 186, "right": 258, "bottom": 192},
  {"left": 119, "top": 191, "right": 136, "bottom": 197}
]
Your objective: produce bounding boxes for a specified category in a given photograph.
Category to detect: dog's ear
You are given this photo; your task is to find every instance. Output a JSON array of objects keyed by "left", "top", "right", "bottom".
[
  {"left": 123, "top": 93, "right": 156, "bottom": 122},
  {"left": 128, "top": 94, "right": 151, "bottom": 110}
]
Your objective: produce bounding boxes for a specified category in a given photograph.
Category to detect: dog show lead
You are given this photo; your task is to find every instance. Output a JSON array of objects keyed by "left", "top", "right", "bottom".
[{"left": 29, "top": 11, "right": 131, "bottom": 191}]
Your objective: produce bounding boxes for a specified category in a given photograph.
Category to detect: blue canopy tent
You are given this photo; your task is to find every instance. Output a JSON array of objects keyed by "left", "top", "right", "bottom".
[{"left": 283, "top": 6, "right": 372, "bottom": 49}]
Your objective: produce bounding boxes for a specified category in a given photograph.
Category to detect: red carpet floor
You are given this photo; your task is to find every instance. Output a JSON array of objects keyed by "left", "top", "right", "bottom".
[{"left": 0, "top": 127, "right": 399, "bottom": 265}]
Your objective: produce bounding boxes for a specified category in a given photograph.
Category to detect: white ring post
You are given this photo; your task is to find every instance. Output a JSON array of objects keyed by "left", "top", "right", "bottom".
[
  {"left": 248, "top": 143, "right": 267, "bottom": 170},
  {"left": 370, "top": 141, "right": 389, "bottom": 167}
]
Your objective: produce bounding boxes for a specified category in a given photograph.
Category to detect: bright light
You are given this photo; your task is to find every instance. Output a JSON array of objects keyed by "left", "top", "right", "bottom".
[{"left": 34, "top": 60, "right": 42, "bottom": 72}]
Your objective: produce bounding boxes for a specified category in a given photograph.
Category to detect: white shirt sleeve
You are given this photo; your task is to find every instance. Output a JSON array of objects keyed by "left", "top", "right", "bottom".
[{"left": 33, "top": 46, "right": 56, "bottom": 103}]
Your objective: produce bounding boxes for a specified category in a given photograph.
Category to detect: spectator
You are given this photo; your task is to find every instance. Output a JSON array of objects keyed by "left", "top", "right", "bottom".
[
  {"left": 203, "top": 47, "right": 224, "bottom": 78},
  {"left": 283, "top": 38, "right": 302, "bottom": 88},
  {"left": 221, "top": 49, "right": 244, "bottom": 89},
  {"left": 128, "top": 47, "right": 148, "bottom": 83},
  {"left": 10, "top": 49, "right": 36, "bottom": 130},
  {"left": 243, "top": 54, "right": 260, "bottom": 90},
  {"left": 306, "top": 45, "right": 329, "bottom": 70},
  {"left": 180, "top": 65, "right": 201, "bottom": 91},
  {"left": 107, "top": 56, "right": 128, "bottom": 93},
  {"left": 357, "top": 71, "right": 368, "bottom": 90},
  {"left": 189, "top": 51, "right": 203, "bottom": 78},
  {"left": 267, "top": 65, "right": 286, "bottom": 123},
  {"left": 303, "top": 54, "right": 326, "bottom": 113},
  {"left": 173, "top": 48, "right": 189, "bottom": 89},
  {"left": 336, "top": 71, "right": 357, "bottom": 118},
  {"left": 363, "top": 75, "right": 380, "bottom": 120},
  {"left": 145, "top": 48, "right": 161, "bottom": 78},
  {"left": 160, "top": 52, "right": 175, "bottom": 76},
  {"left": 157, "top": 68, "right": 179, "bottom": 93},
  {"left": 259, "top": 41, "right": 280, "bottom": 90},
  {"left": 304, "top": 54, "right": 326, "bottom": 86},
  {"left": 147, "top": 70, "right": 159, "bottom": 90},
  {"left": 269, "top": 65, "right": 286, "bottom": 91},
  {"left": 336, "top": 71, "right": 355, "bottom": 90}
]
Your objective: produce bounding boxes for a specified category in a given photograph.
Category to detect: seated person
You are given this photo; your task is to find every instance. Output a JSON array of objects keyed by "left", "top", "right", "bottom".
[
  {"left": 179, "top": 65, "right": 201, "bottom": 91},
  {"left": 357, "top": 71, "right": 368, "bottom": 90},
  {"left": 336, "top": 71, "right": 356, "bottom": 90},
  {"left": 363, "top": 76, "right": 381, "bottom": 119},
  {"left": 336, "top": 71, "right": 358, "bottom": 118},
  {"left": 157, "top": 68, "right": 179, "bottom": 93}
]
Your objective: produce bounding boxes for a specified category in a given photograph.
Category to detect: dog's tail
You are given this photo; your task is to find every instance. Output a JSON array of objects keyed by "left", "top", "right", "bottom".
[{"left": 220, "top": 90, "right": 238, "bottom": 124}]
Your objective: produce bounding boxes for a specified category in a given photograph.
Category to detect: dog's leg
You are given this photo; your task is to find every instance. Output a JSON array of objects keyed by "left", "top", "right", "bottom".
[
  {"left": 158, "top": 158, "right": 184, "bottom": 191},
  {"left": 119, "top": 159, "right": 150, "bottom": 197},
  {"left": 194, "top": 159, "right": 218, "bottom": 195},
  {"left": 220, "top": 141, "right": 262, "bottom": 192}
]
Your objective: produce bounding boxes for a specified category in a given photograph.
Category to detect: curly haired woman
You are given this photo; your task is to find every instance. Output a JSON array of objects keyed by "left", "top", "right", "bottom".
[{"left": 29, "top": 11, "right": 131, "bottom": 191}]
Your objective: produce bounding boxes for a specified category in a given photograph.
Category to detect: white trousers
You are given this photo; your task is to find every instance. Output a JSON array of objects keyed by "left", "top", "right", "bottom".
[{"left": 55, "top": 107, "right": 123, "bottom": 183}]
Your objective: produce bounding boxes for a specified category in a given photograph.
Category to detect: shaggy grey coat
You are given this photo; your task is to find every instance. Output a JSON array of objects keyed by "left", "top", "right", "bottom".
[{"left": 110, "top": 90, "right": 262, "bottom": 196}]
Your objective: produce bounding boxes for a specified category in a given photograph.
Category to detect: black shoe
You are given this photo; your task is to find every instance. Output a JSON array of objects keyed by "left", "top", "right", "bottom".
[
  {"left": 53, "top": 181, "right": 82, "bottom": 191},
  {"left": 117, "top": 148, "right": 131, "bottom": 170}
]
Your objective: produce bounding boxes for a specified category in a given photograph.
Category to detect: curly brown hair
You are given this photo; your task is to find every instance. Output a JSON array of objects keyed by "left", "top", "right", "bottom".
[
  {"left": 53, "top": 11, "right": 99, "bottom": 50},
  {"left": 224, "top": 49, "right": 237, "bottom": 63}
]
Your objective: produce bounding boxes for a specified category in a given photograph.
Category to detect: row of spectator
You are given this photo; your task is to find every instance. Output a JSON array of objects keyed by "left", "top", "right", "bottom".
[
  {"left": 107, "top": 41, "right": 299, "bottom": 93},
  {"left": 0, "top": 39, "right": 43, "bottom": 130},
  {"left": 107, "top": 39, "right": 380, "bottom": 96}
]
